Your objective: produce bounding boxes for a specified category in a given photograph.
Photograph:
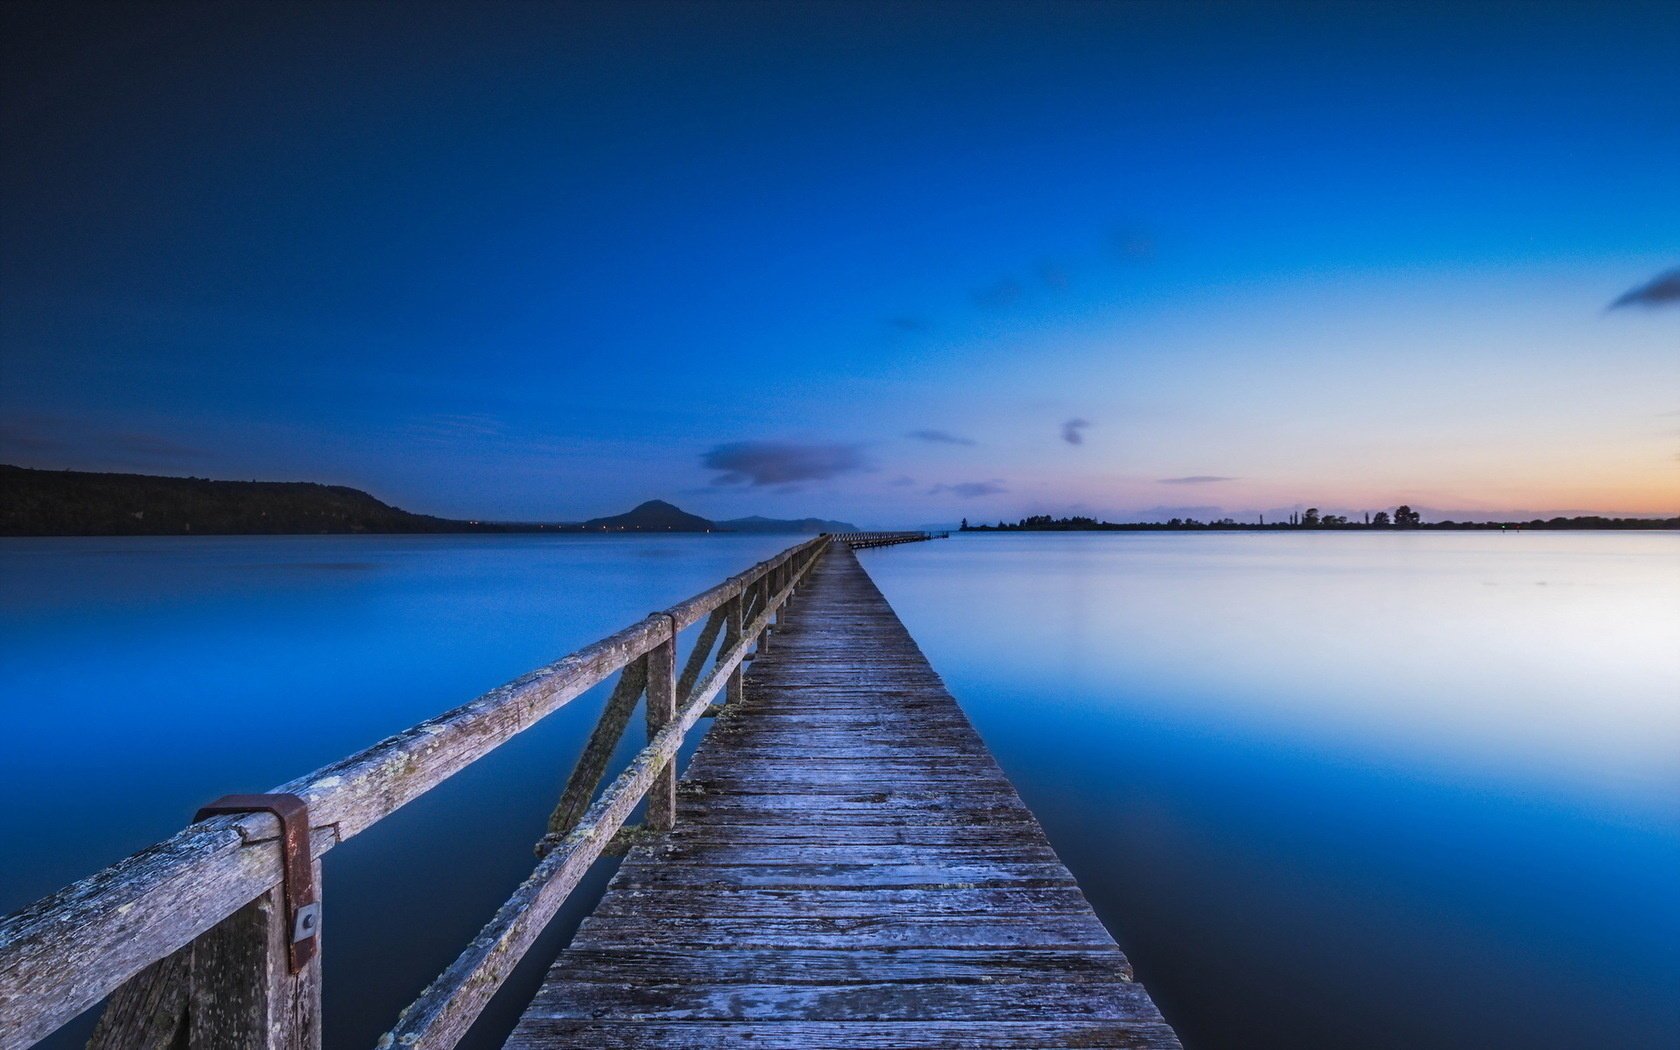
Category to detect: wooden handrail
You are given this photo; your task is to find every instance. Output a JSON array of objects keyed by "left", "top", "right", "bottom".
[
  {"left": 0, "top": 533, "right": 929, "bottom": 1049},
  {"left": 378, "top": 541, "right": 827, "bottom": 1049},
  {"left": 829, "top": 530, "right": 946, "bottom": 548}
]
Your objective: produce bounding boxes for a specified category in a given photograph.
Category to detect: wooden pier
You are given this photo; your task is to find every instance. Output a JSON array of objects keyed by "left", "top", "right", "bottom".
[
  {"left": 0, "top": 532, "right": 1177, "bottom": 1050},
  {"left": 508, "top": 543, "right": 1178, "bottom": 1049}
]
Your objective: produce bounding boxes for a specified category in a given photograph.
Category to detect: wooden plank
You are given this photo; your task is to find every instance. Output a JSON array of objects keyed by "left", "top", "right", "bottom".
[
  {"left": 186, "top": 877, "right": 321, "bottom": 1050},
  {"left": 569, "top": 913, "right": 1123, "bottom": 950},
  {"left": 502, "top": 1020, "right": 1179, "bottom": 1049},
  {"left": 645, "top": 637, "right": 679, "bottom": 832},
  {"left": 611, "top": 860, "right": 1078, "bottom": 889},
  {"left": 637, "top": 840, "right": 1064, "bottom": 866},
  {"left": 85, "top": 951, "right": 190, "bottom": 1050},
  {"left": 547, "top": 947, "right": 1133, "bottom": 984},
  {"left": 525, "top": 977, "right": 1163, "bottom": 1020},
  {"left": 507, "top": 543, "right": 1179, "bottom": 1049},
  {"left": 723, "top": 594, "right": 744, "bottom": 705},
  {"left": 540, "top": 657, "right": 647, "bottom": 849},
  {"left": 588, "top": 885, "right": 1100, "bottom": 918}
]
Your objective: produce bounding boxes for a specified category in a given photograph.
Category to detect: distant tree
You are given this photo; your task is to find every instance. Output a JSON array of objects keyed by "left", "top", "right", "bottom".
[
  {"left": 960, "top": 518, "right": 969, "bottom": 530},
  {"left": 1301, "top": 507, "right": 1321, "bottom": 527},
  {"left": 1393, "top": 505, "right": 1422, "bottom": 527},
  {"left": 1371, "top": 510, "right": 1391, "bottom": 526}
]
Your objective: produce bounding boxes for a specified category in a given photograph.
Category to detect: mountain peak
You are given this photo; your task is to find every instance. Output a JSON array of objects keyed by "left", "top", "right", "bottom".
[{"left": 580, "top": 499, "right": 713, "bottom": 532}]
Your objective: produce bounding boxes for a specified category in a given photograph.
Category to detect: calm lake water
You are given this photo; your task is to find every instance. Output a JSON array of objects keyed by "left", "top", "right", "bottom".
[{"left": 3, "top": 532, "right": 1677, "bottom": 1049}]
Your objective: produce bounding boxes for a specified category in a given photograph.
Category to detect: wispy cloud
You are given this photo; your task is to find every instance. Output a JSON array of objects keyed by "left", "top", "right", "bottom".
[
  {"left": 404, "top": 413, "right": 508, "bottom": 443},
  {"left": 928, "top": 480, "right": 1008, "bottom": 498},
  {"left": 1061, "top": 418, "right": 1091, "bottom": 445},
  {"left": 887, "top": 475, "right": 917, "bottom": 487},
  {"left": 702, "top": 441, "right": 868, "bottom": 486},
  {"left": 1159, "top": 475, "right": 1237, "bottom": 485},
  {"left": 907, "top": 429, "right": 977, "bottom": 446},
  {"left": 1608, "top": 268, "right": 1680, "bottom": 310}
]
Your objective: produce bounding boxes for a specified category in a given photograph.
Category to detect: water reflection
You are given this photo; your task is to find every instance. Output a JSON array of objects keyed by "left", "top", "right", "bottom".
[
  {"left": 861, "top": 532, "right": 1680, "bottom": 1049},
  {"left": 3, "top": 532, "right": 1675, "bottom": 1049}
]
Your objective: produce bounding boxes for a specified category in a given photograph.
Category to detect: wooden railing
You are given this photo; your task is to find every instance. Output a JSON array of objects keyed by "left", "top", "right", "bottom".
[
  {"left": 829, "top": 530, "right": 947, "bottom": 549},
  {"left": 0, "top": 534, "right": 926, "bottom": 1050}
]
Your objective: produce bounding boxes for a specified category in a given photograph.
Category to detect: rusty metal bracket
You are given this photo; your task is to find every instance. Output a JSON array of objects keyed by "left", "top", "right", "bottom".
[{"left": 193, "top": 793, "right": 320, "bottom": 972}]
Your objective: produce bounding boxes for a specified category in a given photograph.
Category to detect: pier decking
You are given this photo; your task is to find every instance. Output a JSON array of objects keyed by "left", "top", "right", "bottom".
[
  {"left": 507, "top": 545, "right": 1178, "bottom": 1049},
  {"left": 0, "top": 533, "right": 1177, "bottom": 1050}
]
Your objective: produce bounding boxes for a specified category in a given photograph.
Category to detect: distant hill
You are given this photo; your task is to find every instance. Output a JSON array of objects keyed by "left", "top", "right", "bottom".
[
  {"left": 718, "top": 514, "right": 859, "bottom": 534},
  {"left": 0, "top": 466, "right": 861, "bottom": 537},
  {"left": 579, "top": 499, "right": 715, "bottom": 532},
  {"left": 575, "top": 502, "right": 858, "bottom": 534},
  {"left": 0, "top": 464, "right": 458, "bottom": 536}
]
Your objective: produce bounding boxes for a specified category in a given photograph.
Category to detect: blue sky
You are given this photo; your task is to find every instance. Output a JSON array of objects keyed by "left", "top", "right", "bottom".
[{"left": 3, "top": 1, "right": 1676, "bottom": 524}]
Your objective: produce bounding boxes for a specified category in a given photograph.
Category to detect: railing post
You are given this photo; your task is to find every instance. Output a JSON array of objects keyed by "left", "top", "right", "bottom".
[
  {"left": 186, "top": 870, "right": 322, "bottom": 1050},
  {"left": 723, "top": 593, "right": 744, "bottom": 705},
  {"left": 91, "top": 874, "right": 324, "bottom": 1050},
  {"left": 645, "top": 620, "right": 678, "bottom": 831}
]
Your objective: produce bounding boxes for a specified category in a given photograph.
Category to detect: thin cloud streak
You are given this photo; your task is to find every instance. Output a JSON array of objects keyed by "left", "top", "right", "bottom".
[
  {"left": 908, "top": 429, "right": 977, "bottom": 446},
  {"left": 701, "top": 441, "right": 868, "bottom": 486},
  {"left": 928, "top": 480, "right": 1008, "bottom": 497},
  {"left": 1608, "top": 268, "right": 1680, "bottom": 309},
  {"left": 1159, "top": 475, "right": 1237, "bottom": 484}
]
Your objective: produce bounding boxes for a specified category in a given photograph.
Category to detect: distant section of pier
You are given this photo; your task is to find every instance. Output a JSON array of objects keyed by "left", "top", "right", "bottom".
[{"left": 0, "top": 529, "right": 1177, "bottom": 1050}]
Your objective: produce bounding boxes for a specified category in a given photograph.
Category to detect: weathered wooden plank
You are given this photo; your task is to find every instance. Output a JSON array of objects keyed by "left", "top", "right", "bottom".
[
  {"left": 547, "top": 947, "right": 1133, "bottom": 984},
  {"left": 669, "top": 803, "right": 1039, "bottom": 827},
  {"left": 612, "top": 860, "right": 1078, "bottom": 889},
  {"left": 658, "top": 823, "right": 1066, "bottom": 847},
  {"left": 524, "top": 977, "right": 1164, "bottom": 1021},
  {"left": 638, "top": 840, "right": 1064, "bottom": 866},
  {"left": 186, "top": 876, "right": 320, "bottom": 1050},
  {"left": 644, "top": 637, "right": 679, "bottom": 832},
  {"left": 504, "top": 1020, "right": 1179, "bottom": 1050},
  {"left": 589, "top": 885, "right": 1100, "bottom": 918},
  {"left": 569, "top": 912, "right": 1123, "bottom": 950},
  {"left": 684, "top": 767, "right": 1009, "bottom": 784},
  {"left": 723, "top": 594, "right": 744, "bottom": 705},
  {"left": 540, "top": 657, "right": 647, "bottom": 850},
  {"left": 85, "top": 950, "right": 190, "bottom": 1050}
]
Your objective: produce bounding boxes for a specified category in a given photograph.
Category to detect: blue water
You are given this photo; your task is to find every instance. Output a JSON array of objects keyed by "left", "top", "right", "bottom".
[
  {"left": 860, "top": 532, "right": 1680, "bottom": 1049},
  {"left": 3, "top": 533, "right": 1677, "bottom": 1048}
]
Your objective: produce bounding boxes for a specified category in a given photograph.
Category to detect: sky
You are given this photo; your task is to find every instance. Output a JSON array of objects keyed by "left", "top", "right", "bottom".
[{"left": 2, "top": 1, "right": 1677, "bottom": 526}]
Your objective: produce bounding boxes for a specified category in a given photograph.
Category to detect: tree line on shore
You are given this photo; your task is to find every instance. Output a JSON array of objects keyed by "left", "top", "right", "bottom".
[{"left": 960, "top": 506, "right": 1679, "bottom": 532}]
